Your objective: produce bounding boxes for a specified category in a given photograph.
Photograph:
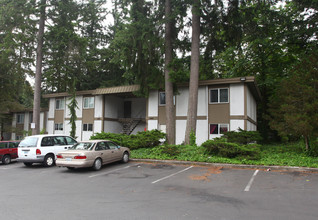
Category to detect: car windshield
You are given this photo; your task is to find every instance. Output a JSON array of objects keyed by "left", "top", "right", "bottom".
[
  {"left": 70, "top": 142, "right": 94, "bottom": 150},
  {"left": 19, "top": 137, "right": 38, "bottom": 148}
]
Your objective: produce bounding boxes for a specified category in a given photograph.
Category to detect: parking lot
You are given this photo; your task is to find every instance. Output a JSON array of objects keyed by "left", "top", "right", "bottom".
[{"left": 1, "top": 161, "right": 318, "bottom": 220}]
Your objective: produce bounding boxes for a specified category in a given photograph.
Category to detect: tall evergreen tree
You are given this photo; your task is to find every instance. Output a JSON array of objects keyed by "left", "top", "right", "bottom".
[{"left": 185, "top": 0, "right": 200, "bottom": 144}]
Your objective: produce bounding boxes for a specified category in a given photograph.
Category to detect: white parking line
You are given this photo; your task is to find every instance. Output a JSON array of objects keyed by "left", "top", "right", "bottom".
[
  {"left": 244, "top": 169, "right": 259, "bottom": 192},
  {"left": 88, "top": 165, "right": 131, "bottom": 178},
  {"left": 151, "top": 166, "right": 193, "bottom": 184}
]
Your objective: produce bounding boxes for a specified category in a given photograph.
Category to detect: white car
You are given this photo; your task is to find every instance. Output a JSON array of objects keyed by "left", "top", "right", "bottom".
[{"left": 17, "top": 134, "right": 77, "bottom": 167}]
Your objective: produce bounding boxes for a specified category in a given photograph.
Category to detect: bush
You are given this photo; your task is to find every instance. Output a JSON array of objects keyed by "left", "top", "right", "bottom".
[
  {"left": 222, "top": 128, "right": 262, "bottom": 144},
  {"left": 201, "top": 140, "right": 261, "bottom": 160},
  {"left": 90, "top": 129, "right": 165, "bottom": 150},
  {"left": 307, "top": 139, "right": 318, "bottom": 157}
]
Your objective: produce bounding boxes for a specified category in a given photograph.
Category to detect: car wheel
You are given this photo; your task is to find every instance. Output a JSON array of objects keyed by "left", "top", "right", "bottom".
[
  {"left": 92, "top": 158, "right": 102, "bottom": 171},
  {"left": 43, "top": 154, "right": 55, "bottom": 167},
  {"left": 122, "top": 152, "right": 129, "bottom": 163},
  {"left": 23, "top": 162, "right": 33, "bottom": 167},
  {"left": 2, "top": 155, "right": 11, "bottom": 165}
]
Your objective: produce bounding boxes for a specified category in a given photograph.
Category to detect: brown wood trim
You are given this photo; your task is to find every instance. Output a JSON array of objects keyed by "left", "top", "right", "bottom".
[
  {"left": 230, "top": 115, "right": 245, "bottom": 120},
  {"left": 175, "top": 116, "right": 207, "bottom": 120},
  {"left": 247, "top": 116, "right": 257, "bottom": 126},
  {"left": 147, "top": 117, "right": 158, "bottom": 120}
]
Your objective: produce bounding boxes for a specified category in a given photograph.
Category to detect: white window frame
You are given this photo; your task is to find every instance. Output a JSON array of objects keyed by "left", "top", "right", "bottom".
[
  {"left": 209, "top": 123, "right": 229, "bottom": 135},
  {"left": 209, "top": 88, "right": 229, "bottom": 104},
  {"left": 159, "top": 92, "right": 175, "bottom": 106},
  {"left": 83, "top": 123, "right": 93, "bottom": 131},
  {"left": 17, "top": 113, "right": 25, "bottom": 124},
  {"left": 55, "top": 99, "right": 65, "bottom": 110},
  {"left": 83, "top": 97, "right": 94, "bottom": 109},
  {"left": 54, "top": 123, "right": 63, "bottom": 131}
]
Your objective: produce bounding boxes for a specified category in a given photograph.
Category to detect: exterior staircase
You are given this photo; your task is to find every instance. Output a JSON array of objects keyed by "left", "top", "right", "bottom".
[{"left": 119, "top": 118, "right": 142, "bottom": 135}]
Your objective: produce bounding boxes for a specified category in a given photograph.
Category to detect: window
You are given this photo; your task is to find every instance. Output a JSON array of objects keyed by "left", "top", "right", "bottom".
[
  {"left": 159, "top": 92, "right": 166, "bottom": 105},
  {"left": 53, "top": 136, "right": 66, "bottom": 145},
  {"left": 56, "top": 99, "right": 65, "bottom": 110},
  {"left": 83, "top": 123, "right": 93, "bottom": 131},
  {"left": 65, "top": 137, "right": 77, "bottom": 145},
  {"left": 210, "top": 88, "right": 229, "bottom": 103},
  {"left": 107, "top": 142, "right": 118, "bottom": 150},
  {"left": 83, "top": 97, "right": 94, "bottom": 109},
  {"left": 210, "top": 124, "right": 229, "bottom": 135},
  {"left": 54, "top": 123, "right": 63, "bottom": 131},
  {"left": 95, "top": 142, "right": 108, "bottom": 151},
  {"left": 159, "top": 92, "right": 175, "bottom": 106},
  {"left": 17, "top": 114, "right": 24, "bottom": 124}
]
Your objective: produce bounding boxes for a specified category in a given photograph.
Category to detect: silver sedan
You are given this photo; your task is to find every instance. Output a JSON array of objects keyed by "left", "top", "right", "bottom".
[{"left": 56, "top": 140, "right": 130, "bottom": 171}]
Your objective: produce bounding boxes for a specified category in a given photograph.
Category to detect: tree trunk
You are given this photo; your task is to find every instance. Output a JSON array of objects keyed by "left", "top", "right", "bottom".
[
  {"left": 32, "top": 0, "right": 46, "bottom": 135},
  {"left": 304, "top": 135, "right": 310, "bottom": 151},
  {"left": 164, "top": 0, "right": 175, "bottom": 145},
  {"left": 185, "top": 0, "right": 200, "bottom": 145}
]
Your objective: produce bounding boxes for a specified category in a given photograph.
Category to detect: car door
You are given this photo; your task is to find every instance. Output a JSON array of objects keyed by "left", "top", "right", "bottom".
[
  {"left": 95, "top": 142, "right": 111, "bottom": 164},
  {"left": 106, "top": 141, "right": 122, "bottom": 161},
  {"left": 8, "top": 142, "right": 18, "bottom": 159}
]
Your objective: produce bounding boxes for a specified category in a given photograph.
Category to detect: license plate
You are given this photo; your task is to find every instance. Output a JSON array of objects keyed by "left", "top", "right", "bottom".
[{"left": 66, "top": 158, "right": 72, "bottom": 161}]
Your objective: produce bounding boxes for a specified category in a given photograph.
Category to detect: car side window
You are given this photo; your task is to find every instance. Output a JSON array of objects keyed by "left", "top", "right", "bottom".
[
  {"left": 65, "top": 137, "right": 77, "bottom": 145},
  {"left": 95, "top": 142, "right": 110, "bottom": 151},
  {"left": 0, "top": 142, "right": 7, "bottom": 149},
  {"left": 107, "top": 142, "right": 118, "bottom": 150},
  {"left": 53, "top": 137, "right": 66, "bottom": 145},
  {"left": 9, "top": 142, "right": 16, "bottom": 148},
  {"left": 41, "top": 137, "right": 53, "bottom": 147}
]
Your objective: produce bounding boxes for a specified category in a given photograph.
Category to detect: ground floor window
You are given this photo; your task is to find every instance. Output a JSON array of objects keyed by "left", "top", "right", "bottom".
[
  {"left": 83, "top": 123, "right": 93, "bottom": 131},
  {"left": 54, "top": 123, "right": 63, "bottom": 131},
  {"left": 209, "top": 124, "right": 229, "bottom": 135}
]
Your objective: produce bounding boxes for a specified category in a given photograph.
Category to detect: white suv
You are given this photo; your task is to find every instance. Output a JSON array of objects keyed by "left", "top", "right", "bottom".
[{"left": 17, "top": 134, "right": 77, "bottom": 167}]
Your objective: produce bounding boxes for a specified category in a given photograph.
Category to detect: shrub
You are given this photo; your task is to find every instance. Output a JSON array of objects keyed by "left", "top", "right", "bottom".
[
  {"left": 90, "top": 129, "right": 165, "bottom": 150},
  {"left": 160, "top": 145, "right": 181, "bottom": 158},
  {"left": 222, "top": 128, "right": 262, "bottom": 144},
  {"left": 201, "top": 140, "right": 261, "bottom": 160}
]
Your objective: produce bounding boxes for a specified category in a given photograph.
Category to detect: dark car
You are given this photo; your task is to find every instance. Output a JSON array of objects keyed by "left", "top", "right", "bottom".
[{"left": 0, "top": 141, "right": 20, "bottom": 164}]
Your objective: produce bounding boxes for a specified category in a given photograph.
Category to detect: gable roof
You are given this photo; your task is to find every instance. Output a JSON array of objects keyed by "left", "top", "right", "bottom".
[{"left": 42, "top": 76, "right": 261, "bottom": 101}]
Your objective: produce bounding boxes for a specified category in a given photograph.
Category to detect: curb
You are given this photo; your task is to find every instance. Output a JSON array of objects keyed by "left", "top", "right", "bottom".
[{"left": 130, "top": 158, "right": 318, "bottom": 172}]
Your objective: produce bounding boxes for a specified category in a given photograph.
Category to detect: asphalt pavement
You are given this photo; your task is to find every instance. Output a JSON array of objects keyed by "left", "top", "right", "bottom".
[{"left": 1, "top": 160, "right": 317, "bottom": 220}]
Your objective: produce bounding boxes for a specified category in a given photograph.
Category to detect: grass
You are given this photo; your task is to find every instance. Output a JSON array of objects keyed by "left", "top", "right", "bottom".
[{"left": 130, "top": 142, "right": 318, "bottom": 168}]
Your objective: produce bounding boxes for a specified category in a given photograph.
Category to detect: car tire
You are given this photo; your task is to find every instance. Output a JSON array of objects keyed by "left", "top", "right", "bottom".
[
  {"left": 122, "top": 152, "right": 129, "bottom": 163},
  {"left": 92, "top": 158, "right": 102, "bottom": 171},
  {"left": 23, "top": 162, "right": 33, "bottom": 167},
  {"left": 2, "top": 155, "right": 11, "bottom": 165},
  {"left": 43, "top": 154, "right": 55, "bottom": 167}
]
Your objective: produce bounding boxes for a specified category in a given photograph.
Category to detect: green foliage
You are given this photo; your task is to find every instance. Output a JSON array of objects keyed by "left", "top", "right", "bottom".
[
  {"left": 268, "top": 52, "right": 318, "bottom": 150},
  {"left": 201, "top": 140, "right": 261, "bottom": 160},
  {"left": 132, "top": 142, "right": 318, "bottom": 168},
  {"left": 67, "top": 79, "right": 78, "bottom": 139},
  {"left": 90, "top": 129, "right": 165, "bottom": 150},
  {"left": 221, "top": 128, "right": 262, "bottom": 144},
  {"left": 189, "top": 130, "right": 197, "bottom": 146}
]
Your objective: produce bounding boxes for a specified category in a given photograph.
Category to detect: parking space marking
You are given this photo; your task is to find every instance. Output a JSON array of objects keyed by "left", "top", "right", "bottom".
[
  {"left": 88, "top": 165, "right": 132, "bottom": 178},
  {"left": 244, "top": 169, "right": 259, "bottom": 192},
  {"left": 151, "top": 166, "right": 193, "bottom": 184}
]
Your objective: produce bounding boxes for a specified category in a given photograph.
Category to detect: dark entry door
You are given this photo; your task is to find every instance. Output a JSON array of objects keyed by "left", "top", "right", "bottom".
[{"left": 124, "top": 101, "right": 131, "bottom": 118}]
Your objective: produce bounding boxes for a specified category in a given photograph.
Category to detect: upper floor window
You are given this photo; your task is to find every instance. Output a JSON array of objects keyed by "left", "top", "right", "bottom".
[
  {"left": 210, "top": 88, "right": 229, "bottom": 104},
  {"left": 159, "top": 92, "right": 175, "bottom": 106},
  {"left": 17, "top": 114, "right": 24, "bottom": 124},
  {"left": 56, "top": 99, "right": 65, "bottom": 110},
  {"left": 83, "top": 97, "right": 94, "bottom": 109}
]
